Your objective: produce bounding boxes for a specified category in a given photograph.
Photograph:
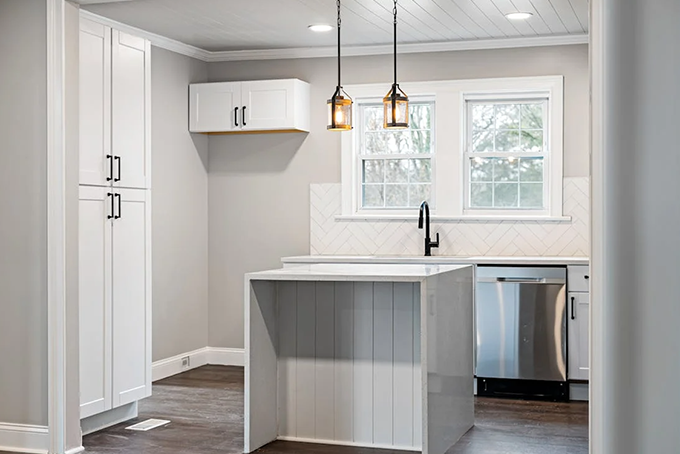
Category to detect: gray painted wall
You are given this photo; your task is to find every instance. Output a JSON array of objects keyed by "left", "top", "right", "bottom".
[
  {"left": 151, "top": 47, "right": 210, "bottom": 361},
  {"left": 600, "top": 0, "right": 680, "bottom": 451},
  {"left": 0, "top": 0, "right": 49, "bottom": 426},
  {"left": 207, "top": 44, "right": 589, "bottom": 349}
]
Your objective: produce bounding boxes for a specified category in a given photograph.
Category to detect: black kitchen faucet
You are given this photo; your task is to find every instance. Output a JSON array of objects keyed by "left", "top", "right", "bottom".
[{"left": 418, "top": 201, "right": 439, "bottom": 257}]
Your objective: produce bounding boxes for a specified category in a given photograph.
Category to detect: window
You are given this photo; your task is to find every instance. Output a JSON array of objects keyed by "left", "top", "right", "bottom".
[
  {"left": 465, "top": 99, "right": 549, "bottom": 212},
  {"left": 341, "top": 77, "right": 564, "bottom": 220},
  {"left": 358, "top": 101, "right": 435, "bottom": 210}
]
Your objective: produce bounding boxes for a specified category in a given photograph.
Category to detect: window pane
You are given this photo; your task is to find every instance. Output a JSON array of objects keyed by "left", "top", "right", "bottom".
[
  {"left": 363, "top": 185, "right": 384, "bottom": 208},
  {"left": 410, "top": 104, "right": 432, "bottom": 130},
  {"left": 472, "top": 130, "right": 494, "bottom": 152},
  {"left": 521, "top": 103, "right": 543, "bottom": 129},
  {"left": 470, "top": 157, "right": 493, "bottom": 182},
  {"left": 520, "top": 183, "right": 544, "bottom": 208},
  {"left": 494, "top": 183, "right": 519, "bottom": 207},
  {"left": 408, "top": 130, "right": 432, "bottom": 154},
  {"left": 364, "top": 132, "right": 389, "bottom": 154},
  {"left": 519, "top": 158, "right": 543, "bottom": 182},
  {"left": 385, "top": 184, "right": 409, "bottom": 207},
  {"left": 386, "top": 159, "right": 409, "bottom": 183},
  {"left": 409, "top": 184, "right": 431, "bottom": 206},
  {"left": 472, "top": 104, "right": 495, "bottom": 130},
  {"left": 494, "top": 158, "right": 519, "bottom": 182},
  {"left": 410, "top": 159, "right": 432, "bottom": 183},
  {"left": 495, "top": 130, "right": 520, "bottom": 152},
  {"left": 363, "top": 160, "right": 384, "bottom": 184},
  {"left": 364, "top": 106, "right": 383, "bottom": 131},
  {"left": 521, "top": 129, "right": 543, "bottom": 152},
  {"left": 470, "top": 183, "right": 493, "bottom": 208},
  {"left": 496, "top": 104, "right": 520, "bottom": 129}
]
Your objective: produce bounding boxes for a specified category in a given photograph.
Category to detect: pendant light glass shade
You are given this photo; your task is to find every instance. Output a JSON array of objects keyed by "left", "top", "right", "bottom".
[
  {"left": 384, "top": 0, "right": 408, "bottom": 129},
  {"left": 383, "top": 83, "right": 409, "bottom": 129},
  {"left": 328, "top": 0, "right": 352, "bottom": 131},
  {"left": 328, "top": 88, "right": 353, "bottom": 131}
]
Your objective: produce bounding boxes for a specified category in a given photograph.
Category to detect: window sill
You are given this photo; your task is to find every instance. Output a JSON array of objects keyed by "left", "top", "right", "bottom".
[{"left": 335, "top": 214, "right": 572, "bottom": 223}]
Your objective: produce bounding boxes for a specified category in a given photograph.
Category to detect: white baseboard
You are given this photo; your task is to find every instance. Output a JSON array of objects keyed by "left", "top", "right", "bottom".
[
  {"left": 152, "top": 347, "right": 245, "bottom": 382},
  {"left": 65, "top": 447, "right": 85, "bottom": 454},
  {"left": 206, "top": 347, "right": 245, "bottom": 367},
  {"left": 0, "top": 423, "right": 49, "bottom": 454}
]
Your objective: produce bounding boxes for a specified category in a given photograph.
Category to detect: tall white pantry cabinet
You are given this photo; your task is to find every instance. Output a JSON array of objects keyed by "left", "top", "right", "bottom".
[{"left": 78, "top": 17, "right": 152, "bottom": 421}]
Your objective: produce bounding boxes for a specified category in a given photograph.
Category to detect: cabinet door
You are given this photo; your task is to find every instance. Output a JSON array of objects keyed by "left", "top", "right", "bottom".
[
  {"left": 568, "top": 292, "right": 590, "bottom": 381},
  {"left": 79, "top": 19, "right": 111, "bottom": 186},
  {"left": 79, "top": 186, "right": 113, "bottom": 418},
  {"left": 241, "top": 80, "right": 296, "bottom": 131},
  {"left": 112, "top": 30, "right": 150, "bottom": 190},
  {"left": 111, "top": 188, "right": 151, "bottom": 407},
  {"left": 189, "top": 82, "right": 242, "bottom": 132}
]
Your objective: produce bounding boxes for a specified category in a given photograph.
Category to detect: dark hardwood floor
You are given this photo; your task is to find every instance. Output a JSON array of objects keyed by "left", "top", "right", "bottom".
[{"left": 80, "top": 365, "right": 588, "bottom": 454}]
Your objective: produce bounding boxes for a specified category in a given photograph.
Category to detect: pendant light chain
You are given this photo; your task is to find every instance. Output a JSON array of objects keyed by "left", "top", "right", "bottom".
[
  {"left": 393, "top": 0, "right": 398, "bottom": 86},
  {"left": 337, "top": 0, "right": 342, "bottom": 89}
]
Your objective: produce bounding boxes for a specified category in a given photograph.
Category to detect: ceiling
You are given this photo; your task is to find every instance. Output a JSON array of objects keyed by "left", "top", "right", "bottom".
[{"left": 80, "top": 0, "right": 589, "bottom": 53}]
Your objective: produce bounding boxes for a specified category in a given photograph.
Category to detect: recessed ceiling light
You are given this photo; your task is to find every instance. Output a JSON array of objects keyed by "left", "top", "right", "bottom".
[
  {"left": 309, "top": 24, "right": 333, "bottom": 32},
  {"left": 505, "top": 12, "right": 534, "bottom": 20}
]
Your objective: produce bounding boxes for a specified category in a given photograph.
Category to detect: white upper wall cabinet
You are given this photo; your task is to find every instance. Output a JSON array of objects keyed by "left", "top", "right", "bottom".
[
  {"left": 189, "top": 79, "right": 310, "bottom": 133},
  {"left": 80, "top": 18, "right": 111, "bottom": 187},
  {"left": 80, "top": 19, "right": 151, "bottom": 190},
  {"left": 112, "top": 30, "right": 151, "bottom": 190}
]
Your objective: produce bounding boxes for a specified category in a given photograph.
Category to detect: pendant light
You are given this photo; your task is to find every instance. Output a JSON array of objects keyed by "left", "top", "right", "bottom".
[
  {"left": 383, "top": 0, "right": 409, "bottom": 129},
  {"left": 327, "top": 0, "right": 352, "bottom": 131}
]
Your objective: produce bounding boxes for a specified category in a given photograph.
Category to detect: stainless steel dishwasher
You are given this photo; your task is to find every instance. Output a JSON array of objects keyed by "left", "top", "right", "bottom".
[{"left": 476, "top": 266, "right": 568, "bottom": 401}]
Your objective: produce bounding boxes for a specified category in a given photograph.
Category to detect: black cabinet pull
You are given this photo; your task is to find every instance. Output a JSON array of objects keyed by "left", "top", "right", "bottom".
[
  {"left": 242, "top": 105, "right": 246, "bottom": 126},
  {"left": 106, "top": 155, "right": 113, "bottom": 181},
  {"left": 571, "top": 296, "right": 576, "bottom": 320},
  {"left": 584, "top": 275, "right": 590, "bottom": 280},
  {"left": 114, "top": 156, "right": 121, "bottom": 182},
  {"left": 107, "top": 193, "right": 114, "bottom": 219},
  {"left": 114, "top": 193, "right": 121, "bottom": 219},
  {"left": 235, "top": 107, "right": 239, "bottom": 127}
]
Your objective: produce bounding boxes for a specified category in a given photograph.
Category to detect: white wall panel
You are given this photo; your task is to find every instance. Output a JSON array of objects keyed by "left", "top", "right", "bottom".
[{"left": 276, "top": 281, "right": 422, "bottom": 450}]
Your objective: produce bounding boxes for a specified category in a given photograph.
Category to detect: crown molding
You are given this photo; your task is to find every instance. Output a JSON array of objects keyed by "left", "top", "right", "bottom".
[
  {"left": 80, "top": 10, "right": 588, "bottom": 63},
  {"left": 79, "top": 10, "right": 211, "bottom": 61}
]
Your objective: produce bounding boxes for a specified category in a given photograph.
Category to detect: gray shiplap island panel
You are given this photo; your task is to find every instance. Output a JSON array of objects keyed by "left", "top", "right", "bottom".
[{"left": 244, "top": 264, "right": 474, "bottom": 454}]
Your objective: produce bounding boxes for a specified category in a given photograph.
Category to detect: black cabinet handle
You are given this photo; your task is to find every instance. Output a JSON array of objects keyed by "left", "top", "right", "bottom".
[
  {"left": 106, "top": 155, "right": 113, "bottom": 181},
  {"left": 584, "top": 275, "right": 590, "bottom": 280},
  {"left": 571, "top": 296, "right": 576, "bottom": 320},
  {"left": 235, "top": 107, "right": 239, "bottom": 127},
  {"left": 242, "top": 105, "right": 246, "bottom": 126},
  {"left": 114, "top": 193, "right": 121, "bottom": 219},
  {"left": 114, "top": 156, "right": 121, "bottom": 182},
  {"left": 107, "top": 193, "right": 114, "bottom": 219}
]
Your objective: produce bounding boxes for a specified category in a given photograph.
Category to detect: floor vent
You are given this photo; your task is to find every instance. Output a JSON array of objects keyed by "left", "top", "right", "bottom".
[{"left": 126, "top": 419, "right": 171, "bottom": 431}]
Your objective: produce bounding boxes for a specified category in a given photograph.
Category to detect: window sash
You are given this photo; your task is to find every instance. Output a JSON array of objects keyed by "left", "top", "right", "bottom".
[
  {"left": 357, "top": 99, "right": 436, "bottom": 212},
  {"left": 464, "top": 98, "right": 550, "bottom": 213}
]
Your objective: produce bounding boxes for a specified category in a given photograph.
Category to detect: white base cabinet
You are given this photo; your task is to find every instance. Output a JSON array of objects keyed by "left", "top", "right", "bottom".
[
  {"left": 568, "top": 292, "right": 590, "bottom": 381},
  {"left": 79, "top": 187, "right": 152, "bottom": 419},
  {"left": 189, "top": 79, "right": 310, "bottom": 133}
]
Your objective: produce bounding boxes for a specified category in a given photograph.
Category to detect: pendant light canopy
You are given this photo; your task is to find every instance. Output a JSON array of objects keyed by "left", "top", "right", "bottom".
[
  {"left": 383, "top": 0, "right": 409, "bottom": 129},
  {"left": 327, "top": 0, "right": 352, "bottom": 131}
]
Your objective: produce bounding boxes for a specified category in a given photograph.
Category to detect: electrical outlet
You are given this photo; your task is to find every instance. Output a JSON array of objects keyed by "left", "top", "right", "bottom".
[{"left": 181, "top": 356, "right": 190, "bottom": 370}]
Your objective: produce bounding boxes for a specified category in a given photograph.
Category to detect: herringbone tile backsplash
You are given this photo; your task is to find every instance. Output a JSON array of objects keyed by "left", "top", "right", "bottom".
[{"left": 310, "top": 178, "right": 589, "bottom": 257}]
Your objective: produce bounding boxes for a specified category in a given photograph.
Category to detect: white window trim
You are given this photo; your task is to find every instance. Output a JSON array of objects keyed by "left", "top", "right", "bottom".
[{"left": 340, "top": 76, "right": 566, "bottom": 221}]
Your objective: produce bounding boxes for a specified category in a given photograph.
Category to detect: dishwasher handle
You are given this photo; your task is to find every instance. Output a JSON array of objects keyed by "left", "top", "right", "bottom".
[{"left": 496, "top": 277, "right": 546, "bottom": 283}]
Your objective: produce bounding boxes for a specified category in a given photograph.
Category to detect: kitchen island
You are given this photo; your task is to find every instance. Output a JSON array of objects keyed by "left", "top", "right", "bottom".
[{"left": 244, "top": 263, "right": 474, "bottom": 454}]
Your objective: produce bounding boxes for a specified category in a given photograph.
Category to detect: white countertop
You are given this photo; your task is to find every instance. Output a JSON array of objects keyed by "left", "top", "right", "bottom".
[
  {"left": 282, "top": 255, "right": 590, "bottom": 266},
  {"left": 246, "top": 263, "right": 472, "bottom": 282}
]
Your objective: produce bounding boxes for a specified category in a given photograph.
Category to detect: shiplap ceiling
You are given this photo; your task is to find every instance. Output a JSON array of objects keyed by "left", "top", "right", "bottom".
[{"left": 80, "top": 0, "right": 589, "bottom": 53}]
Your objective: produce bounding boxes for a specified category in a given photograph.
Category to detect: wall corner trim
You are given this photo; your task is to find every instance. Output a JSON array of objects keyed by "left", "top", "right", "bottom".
[
  {"left": 0, "top": 423, "right": 49, "bottom": 454},
  {"left": 152, "top": 347, "right": 245, "bottom": 382}
]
